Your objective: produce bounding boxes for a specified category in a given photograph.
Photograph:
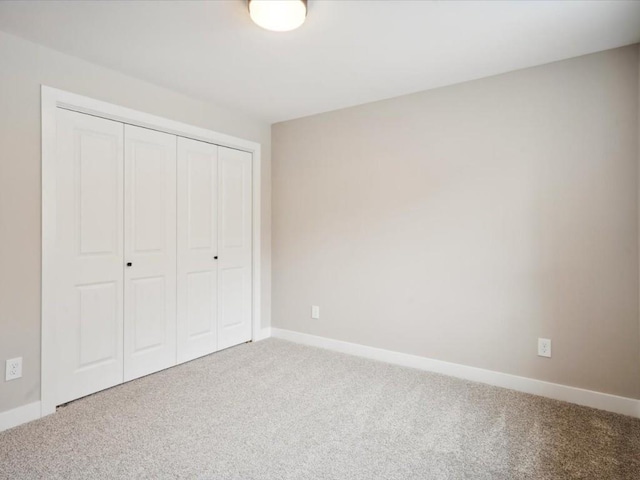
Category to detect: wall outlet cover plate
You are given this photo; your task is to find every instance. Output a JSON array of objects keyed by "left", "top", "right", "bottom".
[
  {"left": 5, "top": 357, "right": 23, "bottom": 381},
  {"left": 538, "top": 338, "right": 551, "bottom": 358}
]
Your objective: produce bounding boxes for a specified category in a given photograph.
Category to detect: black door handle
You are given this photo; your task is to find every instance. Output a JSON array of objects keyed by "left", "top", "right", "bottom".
[
  {"left": 126, "top": 262, "right": 132, "bottom": 267},
  {"left": 213, "top": 256, "right": 218, "bottom": 260}
]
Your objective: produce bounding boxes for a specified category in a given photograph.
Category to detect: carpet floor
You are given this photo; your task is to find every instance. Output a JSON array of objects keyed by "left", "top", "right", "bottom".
[{"left": 1, "top": 338, "right": 639, "bottom": 479}]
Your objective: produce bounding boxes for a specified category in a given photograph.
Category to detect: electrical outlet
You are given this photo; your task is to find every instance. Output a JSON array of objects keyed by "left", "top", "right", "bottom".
[
  {"left": 5, "top": 357, "right": 22, "bottom": 381},
  {"left": 311, "top": 305, "right": 320, "bottom": 319},
  {"left": 538, "top": 338, "right": 551, "bottom": 358}
]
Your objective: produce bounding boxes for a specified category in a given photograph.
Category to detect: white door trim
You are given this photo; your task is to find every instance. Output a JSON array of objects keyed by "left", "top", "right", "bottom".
[{"left": 41, "top": 85, "right": 262, "bottom": 418}]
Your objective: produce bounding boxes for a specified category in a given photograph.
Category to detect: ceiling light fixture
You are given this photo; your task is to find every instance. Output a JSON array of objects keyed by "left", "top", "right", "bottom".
[{"left": 249, "top": 0, "right": 307, "bottom": 32}]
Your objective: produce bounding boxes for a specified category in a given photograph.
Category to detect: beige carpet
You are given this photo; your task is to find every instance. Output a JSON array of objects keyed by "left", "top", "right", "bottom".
[{"left": 1, "top": 338, "right": 639, "bottom": 479}]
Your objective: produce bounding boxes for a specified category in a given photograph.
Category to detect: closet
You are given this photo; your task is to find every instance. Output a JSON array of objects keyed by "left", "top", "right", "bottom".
[{"left": 53, "top": 108, "right": 252, "bottom": 406}]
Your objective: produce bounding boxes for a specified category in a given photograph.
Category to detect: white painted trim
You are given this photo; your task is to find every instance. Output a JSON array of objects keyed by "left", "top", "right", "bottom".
[
  {"left": 41, "top": 86, "right": 262, "bottom": 417},
  {"left": 271, "top": 328, "right": 640, "bottom": 418},
  {"left": 41, "top": 87, "right": 58, "bottom": 419},
  {"left": 254, "top": 327, "right": 272, "bottom": 342},
  {"left": 251, "top": 149, "right": 261, "bottom": 345},
  {"left": 0, "top": 402, "right": 42, "bottom": 432}
]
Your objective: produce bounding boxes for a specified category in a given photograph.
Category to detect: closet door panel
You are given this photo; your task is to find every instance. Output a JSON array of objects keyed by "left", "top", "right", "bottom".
[
  {"left": 217, "top": 147, "right": 252, "bottom": 350},
  {"left": 177, "top": 138, "right": 218, "bottom": 363},
  {"left": 55, "top": 109, "right": 124, "bottom": 405},
  {"left": 124, "top": 125, "right": 177, "bottom": 381}
]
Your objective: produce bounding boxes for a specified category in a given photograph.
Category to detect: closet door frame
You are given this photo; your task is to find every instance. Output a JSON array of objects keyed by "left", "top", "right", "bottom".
[{"left": 41, "top": 86, "right": 263, "bottom": 418}]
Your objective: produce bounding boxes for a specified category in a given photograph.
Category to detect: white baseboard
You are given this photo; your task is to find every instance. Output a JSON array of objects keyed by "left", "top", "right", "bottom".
[
  {"left": 0, "top": 401, "right": 42, "bottom": 432},
  {"left": 254, "top": 327, "right": 272, "bottom": 342},
  {"left": 2, "top": 329, "right": 274, "bottom": 433},
  {"left": 271, "top": 328, "right": 640, "bottom": 418},
  {"left": 2, "top": 329, "right": 636, "bottom": 433}
]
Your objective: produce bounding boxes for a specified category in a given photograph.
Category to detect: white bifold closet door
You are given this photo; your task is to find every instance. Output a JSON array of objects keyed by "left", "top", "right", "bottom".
[
  {"left": 55, "top": 109, "right": 125, "bottom": 405},
  {"left": 53, "top": 109, "right": 253, "bottom": 407},
  {"left": 176, "top": 137, "right": 219, "bottom": 363},
  {"left": 176, "top": 141, "right": 253, "bottom": 358},
  {"left": 123, "top": 125, "right": 177, "bottom": 381},
  {"left": 217, "top": 146, "right": 253, "bottom": 350}
]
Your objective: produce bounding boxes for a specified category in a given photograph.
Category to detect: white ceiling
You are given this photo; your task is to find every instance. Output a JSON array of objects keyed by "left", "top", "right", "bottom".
[{"left": 0, "top": 1, "right": 639, "bottom": 123}]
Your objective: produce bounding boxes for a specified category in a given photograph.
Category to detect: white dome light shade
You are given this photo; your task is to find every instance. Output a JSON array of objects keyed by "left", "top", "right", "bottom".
[{"left": 249, "top": 0, "right": 307, "bottom": 32}]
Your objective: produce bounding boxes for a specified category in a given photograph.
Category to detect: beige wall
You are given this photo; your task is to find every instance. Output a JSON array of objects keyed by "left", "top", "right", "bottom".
[
  {"left": 0, "top": 31, "right": 272, "bottom": 413},
  {"left": 272, "top": 45, "right": 640, "bottom": 399}
]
